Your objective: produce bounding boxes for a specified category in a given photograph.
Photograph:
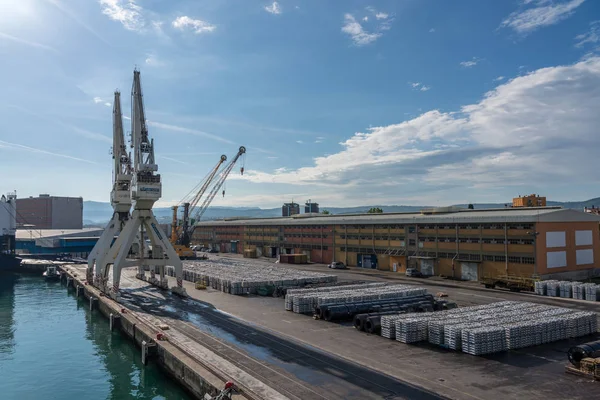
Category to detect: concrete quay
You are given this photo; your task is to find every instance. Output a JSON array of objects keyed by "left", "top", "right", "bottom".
[{"left": 59, "top": 264, "right": 287, "bottom": 400}]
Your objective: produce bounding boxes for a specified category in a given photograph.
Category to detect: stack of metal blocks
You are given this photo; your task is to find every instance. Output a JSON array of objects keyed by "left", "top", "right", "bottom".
[
  {"left": 462, "top": 326, "right": 507, "bottom": 355},
  {"left": 381, "top": 314, "right": 405, "bottom": 339},
  {"left": 572, "top": 283, "right": 586, "bottom": 300},
  {"left": 585, "top": 283, "right": 600, "bottom": 301},
  {"left": 168, "top": 259, "right": 337, "bottom": 295},
  {"left": 534, "top": 280, "right": 548, "bottom": 295},
  {"left": 395, "top": 316, "right": 431, "bottom": 343},
  {"left": 314, "top": 285, "right": 426, "bottom": 307},
  {"left": 285, "top": 282, "right": 389, "bottom": 312},
  {"left": 545, "top": 280, "right": 561, "bottom": 297},
  {"left": 385, "top": 300, "right": 597, "bottom": 356},
  {"left": 559, "top": 281, "right": 574, "bottom": 298},
  {"left": 285, "top": 284, "right": 427, "bottom": 314}
]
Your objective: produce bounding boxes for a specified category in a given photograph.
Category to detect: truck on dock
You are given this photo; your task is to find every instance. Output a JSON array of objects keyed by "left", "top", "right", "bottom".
[{"left": 479, "top": 275, "right": 539, "bottom": 292}]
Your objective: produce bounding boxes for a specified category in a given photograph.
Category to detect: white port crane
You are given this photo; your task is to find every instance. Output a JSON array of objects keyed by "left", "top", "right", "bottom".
[
  {"left": 87, "top": 90, "right": 134, "bottom": 285},
  {"left": 95, "top": 69, "right": 186, "bottom": 300}
]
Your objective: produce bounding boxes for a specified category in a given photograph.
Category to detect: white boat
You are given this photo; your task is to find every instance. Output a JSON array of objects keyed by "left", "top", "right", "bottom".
[{"left": 43, "top": 265, "right": 61, "bottom": 280}]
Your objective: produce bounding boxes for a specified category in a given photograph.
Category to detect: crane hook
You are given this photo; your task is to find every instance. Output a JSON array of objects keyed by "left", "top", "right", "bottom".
[
  {"left": 240, "top": 167, "right": 244, "bottom": 175},
  {"left": 222, "top": 190, "right": 225, "bottom": 197}
]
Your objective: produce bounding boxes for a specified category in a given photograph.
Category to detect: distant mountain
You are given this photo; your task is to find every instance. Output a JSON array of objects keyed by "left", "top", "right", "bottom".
[{"left": 82, "top": 197, "right": 599, "bottom": 225}]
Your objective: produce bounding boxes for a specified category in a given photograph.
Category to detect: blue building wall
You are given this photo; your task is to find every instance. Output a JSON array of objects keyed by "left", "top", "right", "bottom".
[{"left": 16, "top": 238, "right": 100, "bottom": 256}]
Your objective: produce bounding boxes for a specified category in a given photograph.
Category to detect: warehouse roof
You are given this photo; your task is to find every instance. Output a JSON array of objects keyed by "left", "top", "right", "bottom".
[
  {"left": 194, "top": 207, "right": 600, "bottom": 227},
  {"left": 16, "top": 228, "right": 104, "bottom": 240}
]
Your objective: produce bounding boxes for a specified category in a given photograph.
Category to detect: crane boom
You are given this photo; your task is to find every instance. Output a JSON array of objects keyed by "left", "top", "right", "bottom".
[
  {"left": 192, "top": 146, "right": 246, "bottom": 223},
  {"left": 171, "top": 154, "right": 227, "bottom": 248},
  {"left": 110, "top": 90, "right": 132, "bottom": 214}
]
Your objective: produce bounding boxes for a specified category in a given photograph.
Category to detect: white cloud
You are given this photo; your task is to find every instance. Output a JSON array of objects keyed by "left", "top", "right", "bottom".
[
  {"left": 375, "top": 12, "right": 389, "bottom": 20},
  {"left": 93, "top": 97, "right": 103, "bottom": 104},
  {"left": 429, "top": 28, "right": 436, "bottom": 33},
  {"left": 104, "top": 102, "right": 111, "bottom": 107},
  {"left": 232, "top": 57, "right": 600, "bottom": 205},
  {"left": 342, "top": 14, "right": 382, "bottom": 46},
  {"left": 460, "top": 57, "right": 481, "bottom": 68},
  {"left": 494, "top": 76, "right": 505, "bottom": 81},
  {"left": 145, "top": 53, "right": 164, "bottom": 66},
  {"left": 315, "top": 140, "right": 323, "bottom": 143},
  {"left": 409, "top": 82, "right": 430, "bottom": 91},
  {"left": 363, "top": 16, "right": 369, "bottom": 22},
  {"left": 0, "top": 31, "right": 58, "bottom": 52},
  {"left": 264, "top": 2, "right": 282, "bottom": 15},
  {"left": 99, "top": 0, "right": 145, "bottom": 31},
  {"left": 172, "top": 16, "right": 216, "bottom": 34},
  {"left": 500, "top": 0, "right": 586, "bottom": 35},
  {"left": 296, "top": 140, "right": 303, "bottom": 144},
  {"left": 575, "top": 20, "right": 600, "bottom": 48}
]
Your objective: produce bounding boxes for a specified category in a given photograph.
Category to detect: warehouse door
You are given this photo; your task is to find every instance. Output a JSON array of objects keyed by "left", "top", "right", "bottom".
[
  {"left": 461, "top": 262, "right": 478, "bottom": 281},
  {"left": 231, "top": 241, "right": 238, "bottom": 253},
  {"left": 420, "top": 259, "right": 434, "bottom": 276}
]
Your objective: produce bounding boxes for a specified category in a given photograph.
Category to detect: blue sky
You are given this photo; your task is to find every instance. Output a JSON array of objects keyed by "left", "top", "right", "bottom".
[{"left": 1, "top": 0, "right": 600, "bottom": 208}]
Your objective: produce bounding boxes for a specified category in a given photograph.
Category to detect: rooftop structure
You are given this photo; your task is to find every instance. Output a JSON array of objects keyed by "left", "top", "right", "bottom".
[{"left": 513, "top": 194, "right": 546, "bottom": 208}]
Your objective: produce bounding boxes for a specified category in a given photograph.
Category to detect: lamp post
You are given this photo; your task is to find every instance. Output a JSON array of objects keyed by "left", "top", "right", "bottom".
[{"left": 527, "top": 230, "right": 540, "bottom": 276}]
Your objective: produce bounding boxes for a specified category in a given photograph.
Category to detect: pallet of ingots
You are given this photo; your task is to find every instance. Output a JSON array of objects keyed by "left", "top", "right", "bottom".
[
  {"left": 313, "top": 285, "right": 427, "bottom": 307},
  {"left": 178, "top": 258, "right": 337, "bottom": 296},
  {"left": 285, "top": 282, "right": 389, "bottom": 312},
  {"left": 559, "top": 281, "right": 574, "bottom": 298},
  {"left": 398, "top": 301, "right": 598, "bottom": 356},
  {"left": 545, "top": 280, "right": 561, "bottom": 297},
  {"left": 572, "top": 283, "right": 586, "bottom": 300},
  {"left": 381, "top": 314, "right": 405, "bottom": 339},
  {"left": 585, "top": 283, "right": 600, "bottom": 301},
  {"left": 462, "top": 326, "right": 507, "bottom": 356}
]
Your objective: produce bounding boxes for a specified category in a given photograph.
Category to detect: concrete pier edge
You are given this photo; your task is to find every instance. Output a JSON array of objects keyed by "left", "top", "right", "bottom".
[{"left": 58, "top": 265, "right": 278, "bottom": 400}]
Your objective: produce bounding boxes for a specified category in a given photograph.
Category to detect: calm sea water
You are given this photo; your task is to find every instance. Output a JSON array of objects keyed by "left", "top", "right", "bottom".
[{"left": 0, "top": 273, "right": 191, "bottom": 400}]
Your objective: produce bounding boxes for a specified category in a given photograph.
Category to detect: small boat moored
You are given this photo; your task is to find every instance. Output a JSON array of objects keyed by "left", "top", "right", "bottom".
[{"left": 43, "top": 265, "right": 61, "bottom": 280}]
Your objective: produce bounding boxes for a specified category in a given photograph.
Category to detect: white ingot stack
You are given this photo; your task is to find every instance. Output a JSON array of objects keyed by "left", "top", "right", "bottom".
[
  {"left": 534, "top": 281, "right": 547, "bottom": 295},
  {"left": 572, "top": 283, "right": 585, "bottom": 300},
  {"left": 584, "top": 283, "right": 600, "bottom": 301},
  {"left": 545, "top": 280, "right": 560, "bottom": 297},
  {"left": 559, "top": 281, "right": 573, "bottom": 298},
  {"left": 381, "top": 314, "right": 407, "bottom": 339},
  {"left": 384, "top": 300, "right": 598, "bottom": 356}
]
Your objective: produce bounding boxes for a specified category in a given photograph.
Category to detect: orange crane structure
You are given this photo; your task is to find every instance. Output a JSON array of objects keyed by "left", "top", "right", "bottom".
[{"left": 170, "top": 146, "right": 246, "bottom": 258}]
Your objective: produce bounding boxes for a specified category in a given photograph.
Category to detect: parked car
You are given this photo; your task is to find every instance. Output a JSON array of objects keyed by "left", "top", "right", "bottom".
[
  {"left": 405, "top": 268, "right": 423, "bottom": 277},
  {"left": 328, "top": 261, "right": 347, "bottom": 269},
  {"left": 208, "top": 248, "right": 219, "bottom": 253}
]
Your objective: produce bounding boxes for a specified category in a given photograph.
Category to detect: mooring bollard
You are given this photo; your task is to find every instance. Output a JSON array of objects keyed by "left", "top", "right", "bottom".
[
  {"left": 76, "top": 285, "right": 83, "bottom": 298},
  {"left": 109, "top": 313, "right": 121, "bottom": 331},
  {"left": 66, "top": 277, "right": 73, "bottom": 288},
  {"left": 89, "top": 296, "right": 97, "bottom": 311},
  {"left": 142, "top": 341, "right": 148, "bottom": 365}
]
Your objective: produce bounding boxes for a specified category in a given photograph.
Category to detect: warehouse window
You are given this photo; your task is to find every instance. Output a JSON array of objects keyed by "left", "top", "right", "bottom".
[
  {"left": 483, "top": 255, "right": 494, "bottom": 261},
  {"left": 409, "top": 239, "right": 416, "bottom": 245},
  {"left": 508, "top": 256, "right": 521, "bottom": 263},
  {"left": 494, "top": 255, "right": 506, "bottom": 262},
  {"left": 522, "top": 257, "right": 535, "bottom": 264}
]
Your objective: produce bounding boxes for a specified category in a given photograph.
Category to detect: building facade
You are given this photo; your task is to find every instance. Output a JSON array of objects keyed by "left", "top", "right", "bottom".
[
  {"left": 15, "top": 228, "right": 104, "bottom": 258},
  {"left": 282, "top": 202, "right": 300, "bottom": 217},
  {"left": 16, "top": 194, "right": 83, "bottom": 229},
  {"left": 193, "top": 207, "right": 600, "bottom": 281}
]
